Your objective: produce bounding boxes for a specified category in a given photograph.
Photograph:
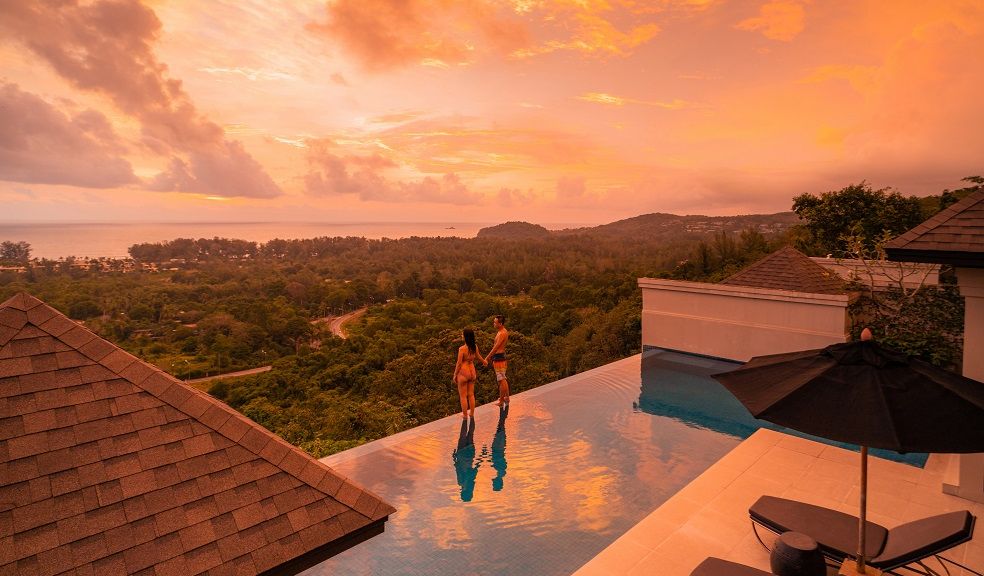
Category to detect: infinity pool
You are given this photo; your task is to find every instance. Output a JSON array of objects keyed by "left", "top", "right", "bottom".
[{"left": 304, "top": 349, "right": 923, "bottom": 576}]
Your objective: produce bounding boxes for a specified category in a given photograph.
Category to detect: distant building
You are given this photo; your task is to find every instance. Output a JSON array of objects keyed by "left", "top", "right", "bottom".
[{"left": 639, "top": 246, "right": 856, "bottom": 361}]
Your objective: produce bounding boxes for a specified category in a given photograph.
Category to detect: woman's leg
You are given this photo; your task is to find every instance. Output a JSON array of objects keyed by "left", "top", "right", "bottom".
[
  {"left": 466, "top": 381, "right": 476, "bottom": 418},
  {"left": 456, "top": 379, "right": 469, "bottom": 418}
]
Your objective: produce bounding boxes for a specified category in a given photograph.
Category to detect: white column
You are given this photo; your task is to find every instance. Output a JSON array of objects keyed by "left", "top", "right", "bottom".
[{"left": 944, "top": 267, "right": 984, "bottom": 502}]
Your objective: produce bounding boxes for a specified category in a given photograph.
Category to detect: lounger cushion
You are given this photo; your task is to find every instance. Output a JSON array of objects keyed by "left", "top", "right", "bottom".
[
  {"left": 749, "top": 496, "right": 887, "bottom": 559},
  {"left": 872, "top": 510, "right": 974, "bottom": 569},
  {"left": 690, "top": 557, "right": 773, "bottom": 576}
]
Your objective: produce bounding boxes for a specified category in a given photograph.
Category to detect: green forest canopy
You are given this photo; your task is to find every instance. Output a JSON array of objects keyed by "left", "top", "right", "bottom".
[{"left": 1, "top": 180, "right": 974, "bottom": 456}]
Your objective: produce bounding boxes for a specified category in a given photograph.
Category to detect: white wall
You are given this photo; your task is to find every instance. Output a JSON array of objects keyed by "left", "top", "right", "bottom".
[
  {"left": 638, "top": 278, "right": 853, "bottom": 362},
  {"left": 946, "top": 267, "right": 984, "bottom": 503}
]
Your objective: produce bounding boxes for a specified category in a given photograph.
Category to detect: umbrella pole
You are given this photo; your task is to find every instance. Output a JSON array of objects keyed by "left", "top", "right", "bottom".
[{"left": 857, "top": 445, "right": 868, "bottom": 574}]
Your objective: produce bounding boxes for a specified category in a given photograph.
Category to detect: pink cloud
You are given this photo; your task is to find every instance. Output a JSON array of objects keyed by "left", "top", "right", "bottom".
[
  {"left": 497, "top": 187, "right": 534, "bottom": 207},
  {"left": 0, "top": 83, "right": 137, "bottom": 188},
  {"left": 0, "top": 0, "right": 282, "bottom": 198},
  {"left": 304, "top": 140, "right": 481, "bottom": 204},
  {"left": 556, "top": 176, "right": 587, "bottom": 200}
]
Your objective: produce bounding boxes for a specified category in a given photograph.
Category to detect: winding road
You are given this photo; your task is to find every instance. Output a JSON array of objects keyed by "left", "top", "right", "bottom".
[
  {"left": 186, "top": 365, "right": 272, "bottom": 385},
  {"left": 314, "top": 307, "right": 367, "bottom": 339},
  {"left": 185, "top": 308, "right": 369, "bottom": 388}
]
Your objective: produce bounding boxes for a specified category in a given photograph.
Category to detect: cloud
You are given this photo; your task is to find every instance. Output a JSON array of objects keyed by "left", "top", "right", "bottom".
[
  {"left": 7, "top": 187, "right": 37, "bottom": 200},
  {"left": 369, "top": 111, "right": 426, "bottom": 125},
  {"left": 512, "top": 8, "right": 660, "bottom": 59},
  {"left": 497, "top": 187, "right": 534, "bottom": 207},
  {"left": 0, "top": 83, "right": 137, "bottom": 188},
  {"left": 0, "top": 0, "right": 283, "bottom": 198},
  {"left": 308, "top": 0, "right": 527, "bottom": 71},
  {"left": 373, "top": 117, "right": 621, "bottom": 176},
  {"left": 556, "top": 176, "right": 587, "bottom": 200},
  {"left": 735, "top": 0, "right": 807, "bottom": 41},
  {"left": 309, "top": 0, "right": 662, "bottom": 70},
  {"left": 577, "top": 92, "right": 696, "bottom": 109},
  {"left": 147, "top": 141, "right": 281, "bottom": 198},
  {"left": 304, "top": 140, "right": 482, "bottom": 204},
  {"left": 399, "top": 173, "right": 474, "bottom": 204},
  {"left": 198, "top": 66, "right": 296, "bottom": 82},
  {"left": 273, "top": 137, "right": 308, "bottom": 148},
  {"left": 801, "top": 64, "right": 879, "bottom": 93}
]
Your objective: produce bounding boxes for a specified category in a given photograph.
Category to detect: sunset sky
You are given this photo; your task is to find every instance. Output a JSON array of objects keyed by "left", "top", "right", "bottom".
[{"left": 1, "top": 0, "right": 982, "bottom": 225}]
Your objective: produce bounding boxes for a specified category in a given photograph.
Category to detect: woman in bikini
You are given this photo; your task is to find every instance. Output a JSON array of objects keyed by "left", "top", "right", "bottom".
[{"left": 453, "top": 328, "right": 487, "bottom": 419}]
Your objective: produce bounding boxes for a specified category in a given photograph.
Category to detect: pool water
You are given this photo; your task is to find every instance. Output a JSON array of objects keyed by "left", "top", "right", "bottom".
[
  {"left": 636, "top": 349, "right": 928, "bottom": 467},
  {"left": 304, "top": 349, "right": 924, "bottom": 576}
]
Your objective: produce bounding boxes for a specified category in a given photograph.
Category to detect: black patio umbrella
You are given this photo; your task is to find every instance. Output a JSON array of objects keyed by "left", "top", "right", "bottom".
[{"left": 711, "top": 334, "right": 984, "bottom": 573}]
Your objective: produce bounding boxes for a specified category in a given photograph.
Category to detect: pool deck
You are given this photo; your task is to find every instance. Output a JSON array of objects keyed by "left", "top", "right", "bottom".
[{"left": 573, "top": 428, "right": 984, "bottom": 576}]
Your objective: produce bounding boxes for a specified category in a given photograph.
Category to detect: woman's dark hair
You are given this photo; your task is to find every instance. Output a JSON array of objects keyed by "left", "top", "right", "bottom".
[{"left": 463, "top": 328, "right": 476, "bottom": 354}]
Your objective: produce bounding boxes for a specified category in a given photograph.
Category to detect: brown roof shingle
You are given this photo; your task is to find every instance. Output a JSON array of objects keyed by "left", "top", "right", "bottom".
[
  {"left": 0, "top": 293, "right": 395, "bottom": 576},
  {"left": 720, "top": 246, "right": 846, "bottom": 294},
  {"left": 885, "top": 189, "right": 984, "bottom": 267}
]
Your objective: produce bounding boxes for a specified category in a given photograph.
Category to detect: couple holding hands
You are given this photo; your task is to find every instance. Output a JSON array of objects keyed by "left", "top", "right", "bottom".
[{"left": 453, "top": 315, "right": 510, "bottom": 419}]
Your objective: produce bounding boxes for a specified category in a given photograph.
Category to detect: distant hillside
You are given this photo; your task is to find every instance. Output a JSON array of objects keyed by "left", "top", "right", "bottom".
[
  {"left": 479, "top": 212, "right": 800, "bottom": 241},
  {"left": 574, "top": 211, "right": 800, "bottom": 238},
  {"left": 477, "top": 221, "right": 552, "bottom": 239}
]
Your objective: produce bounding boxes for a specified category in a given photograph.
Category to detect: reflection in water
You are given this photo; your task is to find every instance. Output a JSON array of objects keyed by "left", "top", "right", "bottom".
[
  {"left": 452, "top": 417, "right": 479, "bottom": 501},
  {"left": 490, "top": 405, "right": 508, "bottom": 491},
  {"left": 308, "top": 352, "right": 750, "bottom": 575},
  {"left": 634, "top": 353, "right": 754, "bottom": 439},
  {"left": 633, "top": 351, "right": 928, "bottom": 466}
]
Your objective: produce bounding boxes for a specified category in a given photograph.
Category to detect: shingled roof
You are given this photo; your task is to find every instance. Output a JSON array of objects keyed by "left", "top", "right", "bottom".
[
  {"left": 0, "top": 293, "right": 395, "bottom": 576},
  {"left": 720, "top": 246, "right": 846, "bottom": 294},
  {"left": 885, "top": 189, "right": 984, "bottom": 267}
]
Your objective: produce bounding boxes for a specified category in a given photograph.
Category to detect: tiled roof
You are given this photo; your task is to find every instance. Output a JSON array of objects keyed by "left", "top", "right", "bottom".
[
  {"left": 720, "top": 246, "right": 846, "bottom": 294},
  {"left": 0, "top": 293, "right": 395, "bottom": 576},
  {"left": 885, "top": 189, "right": 984, "bottom": 267}
]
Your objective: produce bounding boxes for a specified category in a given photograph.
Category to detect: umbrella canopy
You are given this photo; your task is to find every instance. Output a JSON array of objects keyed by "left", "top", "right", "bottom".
[
  {"left": 712, "top": 339, "right": 984, "bottom": 454},
  {"left": 712, "top": 338, "right": 984, "bottom": 574}
]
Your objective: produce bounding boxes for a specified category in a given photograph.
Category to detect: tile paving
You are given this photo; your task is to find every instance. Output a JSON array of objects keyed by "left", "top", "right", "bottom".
[{"left": 573, "top": 429, "right": 984, "bottom": 576}]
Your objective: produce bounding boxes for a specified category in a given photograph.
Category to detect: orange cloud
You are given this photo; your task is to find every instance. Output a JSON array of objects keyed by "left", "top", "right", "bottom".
[
  {"left": 735, "top": 0, "right": 807, "bottom": 41},
  {"left": 577, "top": 92, "right": 696, "bottom": 109},
  {"left": 511, "top": 1, "right": 661, "bottom": 58},
  {"left": 802, "top": 64, "right": 879, "bottom": 93},
  {"left": 373, "top": 118, "right": 625, "bottom": 177},
  {"left": 308, "top": 0, "right": 528, "bottom": 71},
  {"left": 0, "top": 0, "right": 282, "bottom": 198},
  {"left": 310, "top": 0, "right": 663, "bottom": 70}
]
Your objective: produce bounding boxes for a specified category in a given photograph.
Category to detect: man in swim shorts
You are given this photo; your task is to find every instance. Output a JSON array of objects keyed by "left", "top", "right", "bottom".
[{"left": 484, "top": 315, "right": 510, "bottom": 406}]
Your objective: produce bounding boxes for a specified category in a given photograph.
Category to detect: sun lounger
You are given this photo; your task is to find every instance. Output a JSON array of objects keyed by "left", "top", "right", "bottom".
[
  {"left": 748, "top": 495, "right": 979, "bottom": 575},
  {"left": 690, "top": 558, "right": 773, "bottom": 576}
]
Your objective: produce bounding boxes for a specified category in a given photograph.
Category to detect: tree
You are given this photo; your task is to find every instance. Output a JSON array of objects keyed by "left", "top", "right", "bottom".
[
  {"left": 941, "top": 175, "right": 982, "bottom": 210},
  {"left": 0, "top": 241, "right": 31, "bottom": 263},
  {"left": 792, "top": 182, "right": 923, "bottom": 256},
  {"left": 841, "top": 232, "right": 963, "bottom": 368}
]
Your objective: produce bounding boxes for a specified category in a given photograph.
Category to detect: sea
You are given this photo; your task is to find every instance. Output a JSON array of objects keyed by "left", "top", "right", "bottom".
[{"left": 0, "top": 222, "right": 507, "bottom": 260}]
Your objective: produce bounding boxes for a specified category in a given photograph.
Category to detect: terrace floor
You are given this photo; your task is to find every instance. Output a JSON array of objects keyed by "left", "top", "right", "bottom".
[{"left": 573, "top": 428, "right": 984, "bottom": 576}]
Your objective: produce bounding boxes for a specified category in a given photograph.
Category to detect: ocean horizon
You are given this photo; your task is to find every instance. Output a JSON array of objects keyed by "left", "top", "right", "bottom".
[{"left": 0, "top": 221, "right": 587, "bottom": 259}]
